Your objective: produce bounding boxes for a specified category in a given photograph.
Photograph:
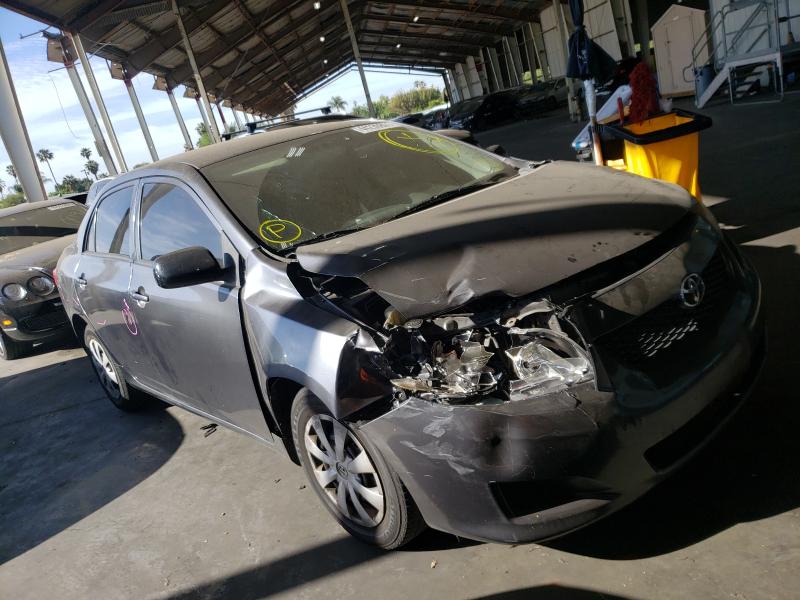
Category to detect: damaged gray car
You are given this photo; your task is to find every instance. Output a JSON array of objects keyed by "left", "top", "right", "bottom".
[{"left": 56, "top": 119, "right": 764, "bottom": 549}]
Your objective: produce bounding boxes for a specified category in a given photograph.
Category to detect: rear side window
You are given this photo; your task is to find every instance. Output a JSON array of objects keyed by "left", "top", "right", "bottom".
[
  {"left": 139, "top": 183, "right": 222, "bottom": 262},
  {"left": 90, "top": 187, "right": 132, "bottom": 255}
]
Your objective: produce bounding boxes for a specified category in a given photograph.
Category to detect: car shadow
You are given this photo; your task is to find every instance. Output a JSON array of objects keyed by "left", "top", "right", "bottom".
[
  {"left": 548, "top": 240, "right": 800, "bottom": 559},
  {"left": 0, "top": 355, "right": 184, "bottom": 564},
  {"left": 471, "top": 586, "right": 634, "bottom": 600}
]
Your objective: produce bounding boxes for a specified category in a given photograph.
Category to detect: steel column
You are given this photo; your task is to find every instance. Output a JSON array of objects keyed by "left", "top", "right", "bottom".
[
  {"left": 124, "top": 78, "right": 159, "bottom": 162},
  {"left": 339, "top": 0, "right": 375, "bottom": 117},
  {"left": 215, "top": 101, "right": 228, "bottom": 132},
  {"left": 0, "top": 37, "right": 46, "bottom": 202},
  {"left": 232, "top": 107, "right": 243, "bottom": 129},
  {"left": 172, "top": 0, "right": 220, "bottom": 143},
  {"left": 167, "top": 87, "right": 193, "bottom": 150},
  {"left": 60, "top": 41, "right": 117, "bottom": 175},
  {"left": 195, "top": 95, "right": 212, "bottom": 138},
  {"left": 71, "top": 34, "right": 127, "bottom": 172},
  {"left": 554, "top": 0, "right": 580, "bottom": 121},
  {"left": 634, "top": 0, "right": 654, "bottom": 68}
]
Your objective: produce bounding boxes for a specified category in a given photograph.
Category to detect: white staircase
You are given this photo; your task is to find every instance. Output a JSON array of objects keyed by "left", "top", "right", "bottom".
[{"left": 691, "top": 1, "right": 784, "bottom": 108}]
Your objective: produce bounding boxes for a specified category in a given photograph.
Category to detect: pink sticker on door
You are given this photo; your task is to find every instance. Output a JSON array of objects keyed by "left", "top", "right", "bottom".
[{"left": 122, "top": 298, "right": 138, "bottom": 336}]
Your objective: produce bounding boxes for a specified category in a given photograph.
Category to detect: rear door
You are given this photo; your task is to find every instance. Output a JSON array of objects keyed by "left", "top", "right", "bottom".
[
  {"left": 74, "top": 184, "right": 137, "bottom": 371},
  {"left": 128, "top": 177, "right": 269, "bottom": 439}
]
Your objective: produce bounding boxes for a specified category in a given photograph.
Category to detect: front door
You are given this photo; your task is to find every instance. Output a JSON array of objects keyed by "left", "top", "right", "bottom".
[{"left": 128, "top": 178, "right": 269, "bottom": 440}]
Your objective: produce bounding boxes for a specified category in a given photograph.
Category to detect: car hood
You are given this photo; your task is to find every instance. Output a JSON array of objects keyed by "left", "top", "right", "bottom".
[
  {"left": 0, "top": 235, "right": 75, "bottom": 274},
  {"left": 296, "top": 161, "right": 693, "bottom": 318}
]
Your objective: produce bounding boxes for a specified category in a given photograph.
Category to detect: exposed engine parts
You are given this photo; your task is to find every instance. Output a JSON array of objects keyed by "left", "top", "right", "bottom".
[{"left": 382, "top": 300, "right": 593, "bottom": 404}]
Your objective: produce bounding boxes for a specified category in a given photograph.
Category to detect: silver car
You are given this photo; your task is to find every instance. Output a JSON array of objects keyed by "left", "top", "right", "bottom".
[{"left": 57, "top": 119, "right": 764, "bottom": 549}]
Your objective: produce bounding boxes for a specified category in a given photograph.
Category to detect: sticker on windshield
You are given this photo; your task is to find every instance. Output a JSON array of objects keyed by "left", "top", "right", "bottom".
[
  {"left": 351, "top": 122, "right": 398, "bottom": 134},
  {"left": 378, "top": 129, "right": 459, "bottom": 154},
  {"left": 259, "top": 219, "right": 302, "bottom": 244}
]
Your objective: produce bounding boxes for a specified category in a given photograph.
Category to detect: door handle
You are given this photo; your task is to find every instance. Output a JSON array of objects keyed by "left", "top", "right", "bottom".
[
  {"left": 130, "top": 290, "right": 149, "bottom": 303},
  {"left": 77, "top": 273, "right": 87, "bottom": 288}
]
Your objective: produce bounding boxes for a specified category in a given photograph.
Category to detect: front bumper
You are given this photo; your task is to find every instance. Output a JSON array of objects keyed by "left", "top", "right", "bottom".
[
  {"left": 0, "top": 296, "right": 71, "bottom": 343},
  {"left": 358, "top": 259, "right": 765, "bottom": 544}
]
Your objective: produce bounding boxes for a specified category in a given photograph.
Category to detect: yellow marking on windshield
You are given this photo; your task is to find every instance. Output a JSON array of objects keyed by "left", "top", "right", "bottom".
[
  {"left": 259, "top": 219, "right": 302, "bottom": 244},
  {"left": 378, "top": 129, "right": 459, "bottom": 154}
]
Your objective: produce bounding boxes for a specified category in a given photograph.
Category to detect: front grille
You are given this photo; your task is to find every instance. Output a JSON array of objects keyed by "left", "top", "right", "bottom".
[
  {"left": 597, "top": 249, "right": 733, "bottom": 365},
  {"left": 19, "top": 304, "right": 68, "bottom": 332}
]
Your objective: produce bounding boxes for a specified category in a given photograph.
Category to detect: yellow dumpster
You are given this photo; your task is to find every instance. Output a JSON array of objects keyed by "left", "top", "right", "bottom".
[{"left": 599, "top": 109, "right": 712, "bottom": 199}]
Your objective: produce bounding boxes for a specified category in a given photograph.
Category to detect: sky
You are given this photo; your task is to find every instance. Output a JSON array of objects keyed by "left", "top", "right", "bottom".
[{"left": 0, "top": 7, "right": 443, "bottom": 194}]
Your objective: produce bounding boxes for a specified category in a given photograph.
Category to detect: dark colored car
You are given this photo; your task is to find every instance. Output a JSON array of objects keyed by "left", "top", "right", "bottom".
[
  {"left": 448, "top": 91, "right": 519, "bottom": 131},
  {"left": 57, "top": 120, "right": 764, "bottom": 549},
  {"left": 0, "top": 200, "right": 86, "bottom": 359}
]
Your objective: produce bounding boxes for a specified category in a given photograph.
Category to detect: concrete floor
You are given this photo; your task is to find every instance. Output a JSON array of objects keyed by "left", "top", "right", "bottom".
[{"left": 2, "top": 95, "right": 799, "bottom": 600}]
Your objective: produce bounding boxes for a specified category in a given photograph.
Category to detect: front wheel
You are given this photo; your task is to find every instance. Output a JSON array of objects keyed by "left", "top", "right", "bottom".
[
  {"left": 291, "top": 389, "right": 425, "bottom": 549},
  {"left": 85, "top": 329, "right": 146, "bottom": 412}
]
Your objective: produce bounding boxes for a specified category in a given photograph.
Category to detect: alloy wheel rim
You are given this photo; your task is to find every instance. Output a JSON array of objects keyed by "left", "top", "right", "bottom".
[
  {"left": 303, "top": 414, "right": 385, "bottom": 528},
  {"left": 88, "top": 338, "right": 119, "bottom": 394}
]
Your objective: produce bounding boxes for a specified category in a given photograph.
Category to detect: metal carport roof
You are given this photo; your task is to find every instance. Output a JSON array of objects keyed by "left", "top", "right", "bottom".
[{"left": 0, "top": 0, "right": 549, "bottom": 115}]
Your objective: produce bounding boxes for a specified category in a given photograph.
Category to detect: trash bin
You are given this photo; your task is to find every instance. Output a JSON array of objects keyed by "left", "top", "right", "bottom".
[{"left": 598, "top": 109, "right": 712, "bottom": 198}]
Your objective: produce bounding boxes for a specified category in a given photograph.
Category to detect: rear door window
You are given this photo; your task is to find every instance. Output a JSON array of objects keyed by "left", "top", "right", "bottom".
[
  {"left": 90, "top": 186, "right": 133, "bottom": 255},
  {"left": 139, "top": 182, "right": 222, "bottom": 262}
]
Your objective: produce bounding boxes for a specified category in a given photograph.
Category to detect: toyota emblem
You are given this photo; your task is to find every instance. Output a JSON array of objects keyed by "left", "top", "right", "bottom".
[{"left": 679, "top": 273, "right": 706, "bottom": 308}]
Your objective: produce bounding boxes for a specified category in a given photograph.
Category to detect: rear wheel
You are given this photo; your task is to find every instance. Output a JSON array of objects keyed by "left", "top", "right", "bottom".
[
  {"left": 0, "top": 330, "right": 28, "bottom": 360},
  {"left": 85, "top": 329, "right": 146, "bottom": 412},
  {"left": 291, "top": 388, "right": 425, "bottom": 549}
]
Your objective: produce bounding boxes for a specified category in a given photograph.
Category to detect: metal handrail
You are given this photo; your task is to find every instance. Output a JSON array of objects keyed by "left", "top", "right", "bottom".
[{"left": 689, "top": 1, "right": 779, "bottom": 96}]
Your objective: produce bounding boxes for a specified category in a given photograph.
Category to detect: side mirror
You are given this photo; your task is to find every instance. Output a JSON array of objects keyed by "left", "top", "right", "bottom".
[{"left": 153, "top": 246, "right": 224, "bottom": 289}]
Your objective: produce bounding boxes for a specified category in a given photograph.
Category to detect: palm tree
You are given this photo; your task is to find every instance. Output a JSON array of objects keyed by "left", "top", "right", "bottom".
[
  {"left": 85, "top": 159, "right": 99, "bottom": 180},
  {"left": 5, "top": 164, "right": 17, "bottom": 183},
  {"left": 328, "top": 96, "right": 347, "bottom": 113},
  {"left": 80, "top": 147, "right": 92, "bottom": 161},
  {"left": 0, "top": 178, "right": 5, "bottom": 200},
  {"left": 36, "top": 149, "right": 58, "bottom": 187}
]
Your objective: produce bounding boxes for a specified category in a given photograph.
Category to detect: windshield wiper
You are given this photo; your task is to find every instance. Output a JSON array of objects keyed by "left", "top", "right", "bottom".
[{"left": 389, "top": 172, "right": 515, "bottom": 221}]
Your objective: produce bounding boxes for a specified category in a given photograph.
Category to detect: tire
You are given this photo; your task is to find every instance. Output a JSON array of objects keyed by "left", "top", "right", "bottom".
[
  {"left": 291, "top": 388, "right": 426, "bottom": 549},
  {"left": 0, "top": 330, "right": 28, "bottom": 360},
  {"left": 547, "top": 96, "right": 558, "bottom": 111},
  {"left": 84, "top": 329, "right": 146, "bottom": 412}
]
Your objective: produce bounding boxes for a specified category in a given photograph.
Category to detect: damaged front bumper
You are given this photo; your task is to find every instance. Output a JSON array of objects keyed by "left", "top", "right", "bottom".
[{"left": 357, "top": 272, "right": 765, "bottom": 544}]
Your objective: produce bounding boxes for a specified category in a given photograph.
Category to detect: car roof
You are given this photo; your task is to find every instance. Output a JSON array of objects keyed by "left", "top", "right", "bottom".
[
  {"left": 0, "top": 199, "right": 77, "bottom": 218},
  {"left": 149, "top": 117, "right": 372, "bottom": 171}
]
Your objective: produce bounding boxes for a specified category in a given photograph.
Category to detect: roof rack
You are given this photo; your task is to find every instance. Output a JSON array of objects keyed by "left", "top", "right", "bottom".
[{"left": 220, "top": 106, "right": 361, "bottom": 140}]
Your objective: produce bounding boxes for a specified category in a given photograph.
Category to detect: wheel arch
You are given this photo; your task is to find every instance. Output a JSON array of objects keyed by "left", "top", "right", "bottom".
[{"left": 267, "top": 377, "right": 304, "bottom": 465}]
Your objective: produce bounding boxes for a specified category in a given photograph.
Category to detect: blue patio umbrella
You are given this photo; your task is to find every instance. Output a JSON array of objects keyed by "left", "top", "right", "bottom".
[{"left": 566, "top": 0, "right": 617, "bottom": 164}]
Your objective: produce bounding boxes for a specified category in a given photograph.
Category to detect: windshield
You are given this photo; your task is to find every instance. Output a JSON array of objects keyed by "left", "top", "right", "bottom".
[
  {"left": 202, "top": 123, "right": 517, "bottom": 253},
  {"left": 0, "top": 203, "right": 85, "bottom": 255},
  {"left": 448, "top": 98, "right": 484, "bottom": 118}
]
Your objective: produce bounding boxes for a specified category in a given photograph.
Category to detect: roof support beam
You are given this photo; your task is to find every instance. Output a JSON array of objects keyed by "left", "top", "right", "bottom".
[
  {"left": 361, "top": 13, "right": 513, "bottom": 37},
  {"left": 369, "top": 0, "right": 541, "bottom": 22},
  {"left": 230, "top": 0, "right": 300, "bottom": 90}
]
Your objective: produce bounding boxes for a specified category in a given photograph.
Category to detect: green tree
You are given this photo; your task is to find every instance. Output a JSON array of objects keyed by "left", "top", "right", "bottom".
[
  {"left": 0, "top": 178, "right": 5, "bottom": 200},
  {"left": 196, "top": 122, "right": 213, "bottom": 147},
  {"left": 36, "top": 149, "right": 58, "bottom": 187},
  {"left": 6, "top": 164, "right": 17, "bottom": 183},
  {"left": 80, "top": 147, "right": 92, "bottom": 160},
  {"left": 56, "top": 174, "right": 92, "bottom": 195},
  {"left": 327, "top": 95, "right": 348, "bottom": 113},
  {"left": 85, "top": 159, "right": 100, "bottom": 179},
  {"left": 350, "top": 100, "right": 370, "bottom": 117},
  {"left": 388, "top": 82, "right": 443, "bottom": 116}
]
